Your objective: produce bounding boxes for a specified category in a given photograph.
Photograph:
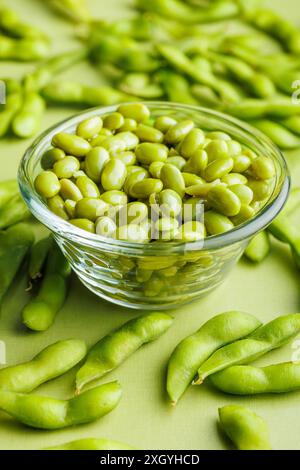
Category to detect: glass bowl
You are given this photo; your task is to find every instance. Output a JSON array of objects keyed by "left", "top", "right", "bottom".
[{"left": 18, "top": 102, "right": 290, "bottom": 310}]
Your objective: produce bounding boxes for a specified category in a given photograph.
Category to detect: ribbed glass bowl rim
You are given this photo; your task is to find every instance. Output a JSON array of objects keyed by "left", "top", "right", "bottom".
[{"left": 18, "top": 102, "right": 290, "bottom": 255}]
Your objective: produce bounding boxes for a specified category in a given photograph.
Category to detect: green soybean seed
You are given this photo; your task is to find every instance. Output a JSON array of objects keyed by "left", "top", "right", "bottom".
[
  {"left": 85, "top": 147, "right": 110, "bottom": 183},
  {"left": 204, "top": 158, "right": 234, "bottom": 182},
  {"left": 70, "top": 219, "right": 95, "bottom": 233},
  {"left": 95, "top": 216, "right": 117, "bottom": 238},
  {"left": 183, "top": 149, "right": 208, "bottom": 175},
  {"left": 182, "top": 173, "right": 205, "bottom": 187},
  {"left": 119, "top": 118, "right": 137, "bottom": 132},
  {"left": 45, "top": 438, "right": 133, "bottom": 451},
  {"left": 232, "top": 154, "right": 252, "bottom": 173},
  {"left": 76, "top": 312, "right": 173, "bottom": 392},
  {"left": 116, "top": 224, "right": 149, "bottom": 243},
  {"left": 60, "top": 179, "right": 83, "bottom": 202},
  {"left": 250, "top": 156, "right": 276, "bottom": 180},
  {"left": 227, "top": 140, "right": 242, "bottom": 158},
  {"left": 155, "top": 217, "right": 179, "bottom": 232},
  {"left": 47, "top": 195, "right": 69, "bottom": 220},
  {"left": 165, "top": 156, "right": 186, "bottom": 171},
  {"left": 219, "top": 405, "right": 271, "bottom": 450},
  {"left": 52, "top": 133, "right": 91, "bottom": 157},
  {"left": 117, "top": 103, "right": 150, "bottom": 123},
  {"left": 0, "top": 382, "right": 122, "bottom": 430},
  {"left": 76, "top": 116, "right": 103, "bottom": 139},
  {"left": 244, "top": 231, "right": 270, "bottom": 263},
  {"left": 196, "top": 313, "right": 300, "bottom": 384},
  {"left": 154, "top": 116, "right": 177, "bottom": 133},
  {"left": 207, "top": 186, "right": 241, "bottom": 217},
  {"left": 101, "top": 132, "right": 139, "bottom": 153},
  {"left": 231, "top": 205, "right": 256, "bottom": 226},
  {"left": 134, "top": 124, "right": 164, "bottom": 143},
  {"left": 185, "top": 180, "right": 223, "bottom": 198},
  {"left": 75, "top": 198, "right": 108, "bottom": 222},
  {"left": 41, "top": 148, "right": 65, "bottom": 170},
  {"left": 35, "top": 171, "right": 60, "bottom": 198},
  {"left": 160, "top": 164, "right": 185, "bottom": 198},
  {"left": 158, "top": 189, "right": 182, "bottom": 218},
  {"left": 112, "top": 151, "right": 136, "bottom": 166},
  {"left": 135, "top": 143, "right": 168, "bottom": 165},
  {"left": 205, "top": 210, "right": 234, "bottom": 235},
  {"left": 124, "top": 168, "right": 149, "bottom": 195},
  {"left": 205, "top": 140, "right": 229, "bottom": 162},
  {"left": 221, "top": 173, "right": 248, "bottom": 186},
  {"left": 53, "top": 156, "right": 80, "bottom": 179},
  {"left": 119, "top": 202, "right": 148, "bottom": 225},
  {"left": 76, "top": 175, "right": 100, "bottom": 198},
  {"left": 0, "top": 339, "right": 87, "bottom": 393},
  {"left": 180, "top": 128, "right": 205, "bottom": 159},
  {"left": 178, "top": 221, "right": 205, "bottom": 242},
  {"left": 230, "top": 184, "right": 254, "bottom": 205},
  {"left": 167, "top": 311, "right": 261, "bottom": 404},
  {"left": 247, "top": 179, "right": 273, "bottom": 202},
  {"left": 130, "top": 178, "right": 163, "bottom": 199},
  {"left": 182, "top": 197, "right": 203, "bottom": 222},
  {"left": 100, "top": 190, "right": 128, "bottom": 207},
  {"left": 165, "top": 120, "right": 194, "bottom": 144},
  {"left": 64, "top": 199, "right": 76, "bottom": 218},
  {"left": 149, "top": 161, "right": 164, "bottom": 179},
  {"left": 101, "top": 158, "right": 127, "bottom": 191},
  {"left": 103, "top": 112, "right": 125, "bottom": 130}
]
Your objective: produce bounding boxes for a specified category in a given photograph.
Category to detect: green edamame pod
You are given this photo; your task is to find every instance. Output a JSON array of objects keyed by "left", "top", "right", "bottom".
[
  {"left": 45, "top": 438, "right": 133, "bottom": 450},
  {"left": 0, "top": 194, "right": 31, "bottom": 230},
  {"left": 0, "top": 180, "right": 18, "bottom": 209},
  {"left": 76, "top": 312, "right": 173, "bottom": 393},
  {"left": 0, "top": 223, "right": 34, "bottom": 304},
  {"left": 22, "top": 243, "right": 71, "bottom": 331},
  {"left": 244, "top": 231, "right": 270, "bottom": 263},
  {"left": 0, "top": 339, "right": 87, "bottom": 393},
  {"left": 24, "top": 48, "right": 88, "bottom": 92},
  {"left": 28, "top": 235, "right": 53, "bottom": 281},
  {"left": 211, "top": 362, "right": 300, "bottom": 395},
  {"left": 219, "top": 405, "right": 271, "bottom": 450},
  {"left": 196, "top": 313, "right": 300, "bottom": 384},
  {"left": 0, "top": 35, "right": 49, "bottom": 61},
  {"left": 0, "top": 5, "right": 46, "bottom": 39},
  {"left": 47, "top": 0, "right": 91, "bottom": 22},
  {"left": 0, "top": 381, "right": 121, "bottom": 430},
  {"left": 167, "top": 311, "right": 261, "bottom": 404},
  {"left": 251, "top": 120, "right": 300, "bottom": 150},
  {"left": 0, "top": 92, "right": 22, "bottom": 137},
  {"left": 12, "top": 92, "right": 46, "bottom": 139},
  {"left": 158, "top": 71, "right": 198, "bottom": 105}
]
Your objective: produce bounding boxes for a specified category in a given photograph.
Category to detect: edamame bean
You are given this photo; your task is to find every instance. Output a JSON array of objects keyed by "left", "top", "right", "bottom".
[
  {"left": 101, "top": 158, "right": 127, "bottom": 191},
  {"left": 53, "top": 156, "right": 80, "bottom": 179},
  {"left": 221, "top": 174, "right": 248, "bottom": 186},
  {"left": 0, "top": 339, "right": 87, "bottom": 393},
  {"left": 229, "top": 184, "right": 253, "bottom": 205},
  {"left": 205, "top": 140, "right": 229, "bottom": 162},
  {"left": 117, "top": 103, "right": 150, "bottom": 122},
  {"left": 116, "top": 224, "right": 149, "bottom": 242},
  {"left": 178, "top": 221, "right": 205, "bottom": 242},
  {"left": 250, "top": 156, "right": 275, "bottom": 180},
  {"left": 85, "top": 147, "right": 110, "bottom": 183},
  {"left": 157, "top": 189, "right": 182, "bottom": 218},
  {"left": 76, "top": 175, "right": 100, "bottom": 198},
  {"left": 123, "top": 168, "right": 149, "bottom": 195},
  {"left": 41, "top": 148, "right": 65, "bottom": 170},
  {"left": 60, "top": 179, "right": 83, "bottom": 201},
  {"left": 182, "top": 197, "right": 203, "bottom": 222},
  {"left": 112, "top": 151, "right": 136, "bottom": 166},
  {"left": 247, "top": 179, "right": 273, "bottom": 202},
  {"left": 204, "top": 158, "right": 234, "bottom": 182},
  {"left": 119, "top": 201, "right": 148, "bottom": 225},
  {"left": 100, "top": 190, "right": 128, "bottom": 207},
  {"left": 207, "top": 186, "right": 241, "bottom": 217},
  {"left": 232, "top": 154, "right": 252, "bottom": 173},
  {"left": 0, "top": 381, "right": 121, "bottom": 429},
  {"left": 180, "top": 128, "right": 205, "bottom": 159},
  {"left": 135, "top": 143, "right": 168, "bottom": 165},
  {"left": 160, "top": 163, "right": 185, "bottom": 198},
  {"left": 195, "top": 313, "right": 300, "bottom": 384},
  {"left": 167, "top": 311, "right": 261, "bottom": 404},
  {"left": 149, "top": 161, "right": 164, "bottom": 179},
  {"left": 103, "top": 112, "right": 125, "bottom": 130},
  {"left": 22, "top": 243, "right": 71, "bottom": 331},
  {"left": 231, "top": 204, "right": 255, "bottom": 225},
  {"left": 35, "top": 171, "right": 60, "bottom": 199},
  {"left": 70, "top": 218, "right": 95, "bottom": 233},
  {"left": 205, "top": 210, "right": 234, "bottom": 235},
  {"left": 186, "top": 180, "right": 223, "bottom": 197},
  {"left": 165, "top": 120, "right": 194, "bottom": 144},
  {"left": 75, "top": 198, "right": 108, "bottom": 221},
  {"left": 211, "top": 362, "right": 300, "bottom": 395},
  {"left": 76, "top": 312, "right": 173, "bottom": 392},
  {"left": 219, "top": 405, "right": 271, "bottom": 450},
  {"left": 119, "top": 118, "right": 137, "bottom": 132},
  {"left": 166, "top": 156, "right": 186, "bottom": 170},
  {"left": 244, "top": 231, "right": 270, "bottom": 263},
  {"left": 76, "top": 116, "right": 103, "bottom": 139},
  {"left": 183, "top": 149, "right": 208, "bottom": 174},
  {"left": 45, "top": 438, "right": 133, "bottom": 451},
  {"left": 52, "top": 133, "right": 91, "bottom": 157},
  {"left": 182, "top": 173, "right": 205, "bottom": 187},
  {"left": 101, "top": 132, "right": 139, "bottom": 153},
  {"left": 96, "top": 216, "right": 117, "bottom": 238},
  {"left": 154, "top": 116, "right": 177, "bottom": 133},
  {"left": 64, "top": 199, "right": 76, "bottom": 218},
  {"left": 47, "top": 195, "right": 69, "bottom": 220},
  {"left": 130, "top": 178, "right": 163, "bottom": 199},
  {"left": 134, "top": 124, "right": 164, "bottom": 143}
]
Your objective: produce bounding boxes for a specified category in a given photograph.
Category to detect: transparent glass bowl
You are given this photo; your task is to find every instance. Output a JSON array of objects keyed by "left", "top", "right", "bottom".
[{"left": 18, "top": 103, "right": 290, "bottom": 310}]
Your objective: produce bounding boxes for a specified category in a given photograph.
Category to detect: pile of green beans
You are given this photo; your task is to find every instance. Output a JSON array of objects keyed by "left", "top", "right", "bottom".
[{"left": 34, "top": 103, "right": 276, "bottom": 243}]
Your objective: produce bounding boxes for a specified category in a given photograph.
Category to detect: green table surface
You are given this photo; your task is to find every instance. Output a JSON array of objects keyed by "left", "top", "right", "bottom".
[{"left": 1, "top": 0, "right": 300, "bottom": 451}]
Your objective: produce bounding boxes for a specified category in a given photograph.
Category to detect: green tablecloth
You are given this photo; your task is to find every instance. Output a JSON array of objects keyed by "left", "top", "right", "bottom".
[{"left": 0, "top": 0, "right": 300, "bottom": 451}]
